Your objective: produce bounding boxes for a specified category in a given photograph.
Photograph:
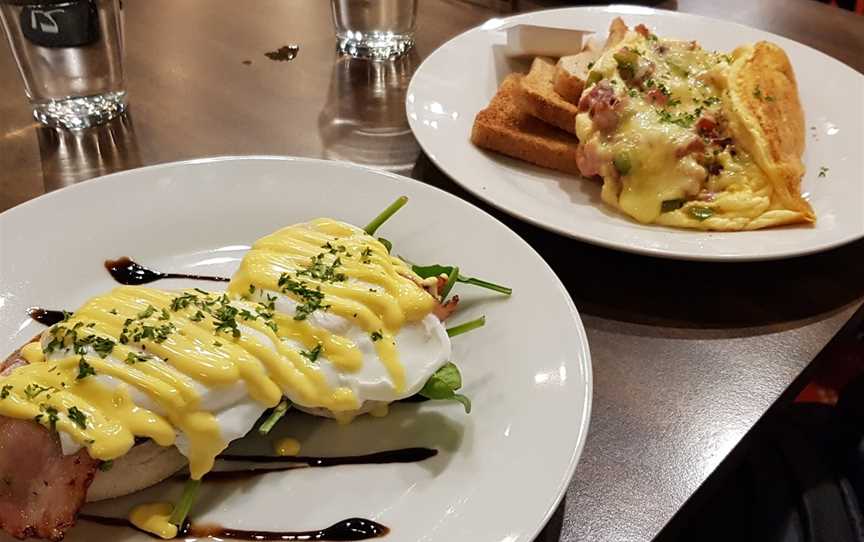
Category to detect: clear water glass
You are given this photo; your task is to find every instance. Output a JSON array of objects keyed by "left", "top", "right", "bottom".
[
  {"left": 0, "top": 0, "right": 126, "bottom": 129},
  {"left": 330, "top": 0, "right": 417, "bottom": 59}
]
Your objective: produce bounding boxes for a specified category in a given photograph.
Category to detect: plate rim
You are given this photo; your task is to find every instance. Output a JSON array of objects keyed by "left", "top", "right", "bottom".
[
  {"left": 0, "top": 154, "right": 593, "bottom": 542},
  {"left": 405, "top": 4, "right": 864, "bottom": 262}
]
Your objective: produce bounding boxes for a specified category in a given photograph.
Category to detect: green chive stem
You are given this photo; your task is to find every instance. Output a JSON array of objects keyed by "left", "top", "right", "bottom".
[
  {"left": 169, "top": 478, "right": 202, "bottom": 527},
  {"left": 364, "top": 196, "right": 408, "bottom": 235},
  {"left": 440, "top": 266, "right": 460, "bottom": 299},
  {"left": 446, "top": 315, "right": 486, "bottom": 337},
  {"left": 459, "top": 276, "right": 512, "bottom": 296},
  {"left": 258, "top": 398, "right": 291, "bottom": 435}
]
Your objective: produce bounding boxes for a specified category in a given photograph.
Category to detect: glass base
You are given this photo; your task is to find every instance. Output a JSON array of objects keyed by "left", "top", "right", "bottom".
[
  {"left": 32, "top": 91, "right": 128, "bottom": 130},
  {"left": 336, "top": 31, "right": 414, "bottom": 59}
]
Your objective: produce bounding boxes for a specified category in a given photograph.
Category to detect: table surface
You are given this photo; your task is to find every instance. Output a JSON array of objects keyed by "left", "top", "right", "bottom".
[{"left": 1, "top": 1, "right": 863, "bottom": 541}]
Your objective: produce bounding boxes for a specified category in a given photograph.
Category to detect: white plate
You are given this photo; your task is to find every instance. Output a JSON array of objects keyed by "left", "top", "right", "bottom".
[
  {"left": 406, "top": 5, "right": 864, "bottom": 261},
  {"left": 0, "top": 157, "right": 591, "bottom": 542}
]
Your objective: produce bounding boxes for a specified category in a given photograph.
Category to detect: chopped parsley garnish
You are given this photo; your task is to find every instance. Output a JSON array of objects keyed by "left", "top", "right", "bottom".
[
  {"left": 300, "top": 343, "right": 323, "bottom": 362},
  {"left": 137, "top": 305, "right": 156, "bottom": 319},
  {"left": 213, "top": 341, "right": 223, "bottom": 347},
  {"left": 91, "top": 336, "right": 115, "bottom": 358},
  {"left": 278, "top": 274, "right": 329, "bottom": 320},
  {"left": 190, "top": 310, "right": 205, "bottom": 322},
  {"left": 360, "top": 247, "right": 374, "bottom": 264},
  {"left": 212, "top": 300, "right": 241, "bottom": 338},
  {"left": 818, "top": 166, "right": 829, "bottom": 178},
  {"left": 119, "top": 320, "right": 176, "bottom": 345},
  {"left": 158, "top": 308, "right": 171, "bottom": 321},
  {"left": 587, "top": 61, "right": 594, "bottom": 70},
  {"left": 170, "top": 292, "right": 198, "bottom": 311},
  {"left": 248, "top": 284, "right": 256, "bottom": 295},
  {"left": 36, "top": 406, "right": 59, "bottom": 431},
  {"left": 109, "top": 308, "right": 118, "bottom": 315},
  {"left": 656, "top": 109, "right": 696, "bottom": 128},
  {"left": 125, "top": 352, "right": 150, "bottom": 364},
  {"left": 0, "top": 385, "right": 12, "bottom": 399},
  {"left": 77, "top": 358, "right": 96, "bottom": 380},
  {"left": 67, "top": 406, "right": 87, "bottom": 429},
  {"left": 99, "top": 460, "right": 114, "bottom": 472},
  {"left": 370, "top": 330, "right": 383, "bottom": 342},
  {"left": 298, "top": 252, "right": 347, "bottom": 283},
  {"left": 24, "top": 383, "right": 52, "bottom": 400}
]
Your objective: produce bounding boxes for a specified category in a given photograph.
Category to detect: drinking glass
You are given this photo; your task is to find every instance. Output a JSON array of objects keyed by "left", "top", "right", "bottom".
[
  {"left": 330, "top": 0, "right": 417, "bottom": 59},
  {"left": 0, "top": 0, "right": 126, "bottom": 129}
]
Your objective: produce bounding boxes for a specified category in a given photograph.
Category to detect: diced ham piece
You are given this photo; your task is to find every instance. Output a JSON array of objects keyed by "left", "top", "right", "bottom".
[
  {"left": 635, "top": 24, "right": 651, "bottom": 38},
  {"left": 695, "top": 115, "right": 718, "bottom": 138},
  {"left": 575, "top": 144, "right": 606, "bottom": 178},
  {"left": 676, "top": 137, "right": 706, "bottom": 158},
  {"left": 645, "top": 88, "right": 669, "bottom": 106},
  {"left": 433, "top": 295, "right": 460, "bottom": 322},
  {"left": 578, "top": 81, "right": 626, "bottom": 133}
]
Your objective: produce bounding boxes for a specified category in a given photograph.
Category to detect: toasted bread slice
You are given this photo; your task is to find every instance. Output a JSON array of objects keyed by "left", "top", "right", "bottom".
[
  {"left": 471, "top": 74, "right": 580, "bottom": 175},
  {"left": 516, "top": 57, "right": 580, "bottom": 134},
  {"left": 553, "top": 49, "right": 601, "bottom": 104}
]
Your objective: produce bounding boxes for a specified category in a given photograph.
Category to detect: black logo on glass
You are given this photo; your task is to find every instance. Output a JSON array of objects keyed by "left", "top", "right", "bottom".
[{"left": 20, "top": 1, "right": 99, "bottom": 48}]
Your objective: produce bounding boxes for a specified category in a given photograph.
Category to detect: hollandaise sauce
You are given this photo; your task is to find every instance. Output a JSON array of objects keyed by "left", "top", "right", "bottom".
[{"left": 0, "top": 219, "right": 444, "bottom": 484}]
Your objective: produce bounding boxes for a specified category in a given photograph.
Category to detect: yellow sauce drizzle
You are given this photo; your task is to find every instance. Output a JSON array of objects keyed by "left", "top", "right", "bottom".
[
  {"left": 129, "top": 502, "right": 177, "bottom": 540},
  {"left": 274, "top": 437, "right": 301, "bottom": 456},
  {"left": 228, "top": 218, "right": 437, "bottom": 391},
  {"left": 0, "top": 219, "right": 438, "bottom": 486},
  {"left": 369, "top": 403, "right": 389, "bottom": 418}
]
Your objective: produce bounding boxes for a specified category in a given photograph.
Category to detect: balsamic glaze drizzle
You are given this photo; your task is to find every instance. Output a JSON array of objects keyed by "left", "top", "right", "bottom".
[
  {"left": 79, "top": 448, "right": 435, "bottom": 539},
  {"left": 79, "top": 515, "right": 388, "bottom": 541},
  {"left": 217, "top": 447, "right": 437, "bottom": 467},
  {"left": 182, "top": 517, "right": 388, "bottom": 541},
  {"left": 104, "top": 256, "right": 230, "bottom": 285},
  {"left": 26, "top": 307, "right": 66, "bottom": 326}
]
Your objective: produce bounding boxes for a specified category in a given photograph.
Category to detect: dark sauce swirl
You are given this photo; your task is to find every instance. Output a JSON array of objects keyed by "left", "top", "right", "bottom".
[
  {"left": 217, "top": 447, "right": 437, "bottom": 467},
  {"left": 181, "top": 517, "right": 387, "bottom": 541},
  {"left": 26, "top": 307, "right": 66, "bottom": 326},
  {"left": 105, "top": 257, "right": 230, "bottom": 285},
  {"left": 79, "top": 515, "right": 388, "bottom": 541},
  {"left": 78, "top": 448, "right": 437, "bottom": 539}
]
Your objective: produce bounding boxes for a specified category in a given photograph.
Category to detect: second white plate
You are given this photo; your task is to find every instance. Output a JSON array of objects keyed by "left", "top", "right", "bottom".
[{"left": 406, "top": 5, "right": 864, "bottom": 261}]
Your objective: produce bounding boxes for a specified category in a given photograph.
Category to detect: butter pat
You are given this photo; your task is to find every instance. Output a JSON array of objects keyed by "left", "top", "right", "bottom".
[{"left": 504, "top": 24, "right": 590, "bottom": 57}]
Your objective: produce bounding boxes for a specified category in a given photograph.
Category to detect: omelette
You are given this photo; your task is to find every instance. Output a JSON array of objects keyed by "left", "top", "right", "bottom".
[{"left": 574, "top": 19, "right": 815, "bottom": 230}]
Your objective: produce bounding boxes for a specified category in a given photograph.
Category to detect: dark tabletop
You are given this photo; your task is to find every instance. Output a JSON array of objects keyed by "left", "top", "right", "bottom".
[{"left": 1, "top": 1, "right": 863, "bottom": 540}]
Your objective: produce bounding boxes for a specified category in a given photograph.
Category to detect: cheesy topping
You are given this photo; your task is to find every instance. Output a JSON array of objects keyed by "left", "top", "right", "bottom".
[
  {"left": 0, "top": 219, "right": 440, "bottom": 480},
  {"left": 576, "top": 27, "right": 780, "bottom": 228}
]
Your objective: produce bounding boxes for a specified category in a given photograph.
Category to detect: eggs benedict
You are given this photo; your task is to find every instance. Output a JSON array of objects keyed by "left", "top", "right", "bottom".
[{"left": 0, "top": 199, "right": 506, "bottom": 540}]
